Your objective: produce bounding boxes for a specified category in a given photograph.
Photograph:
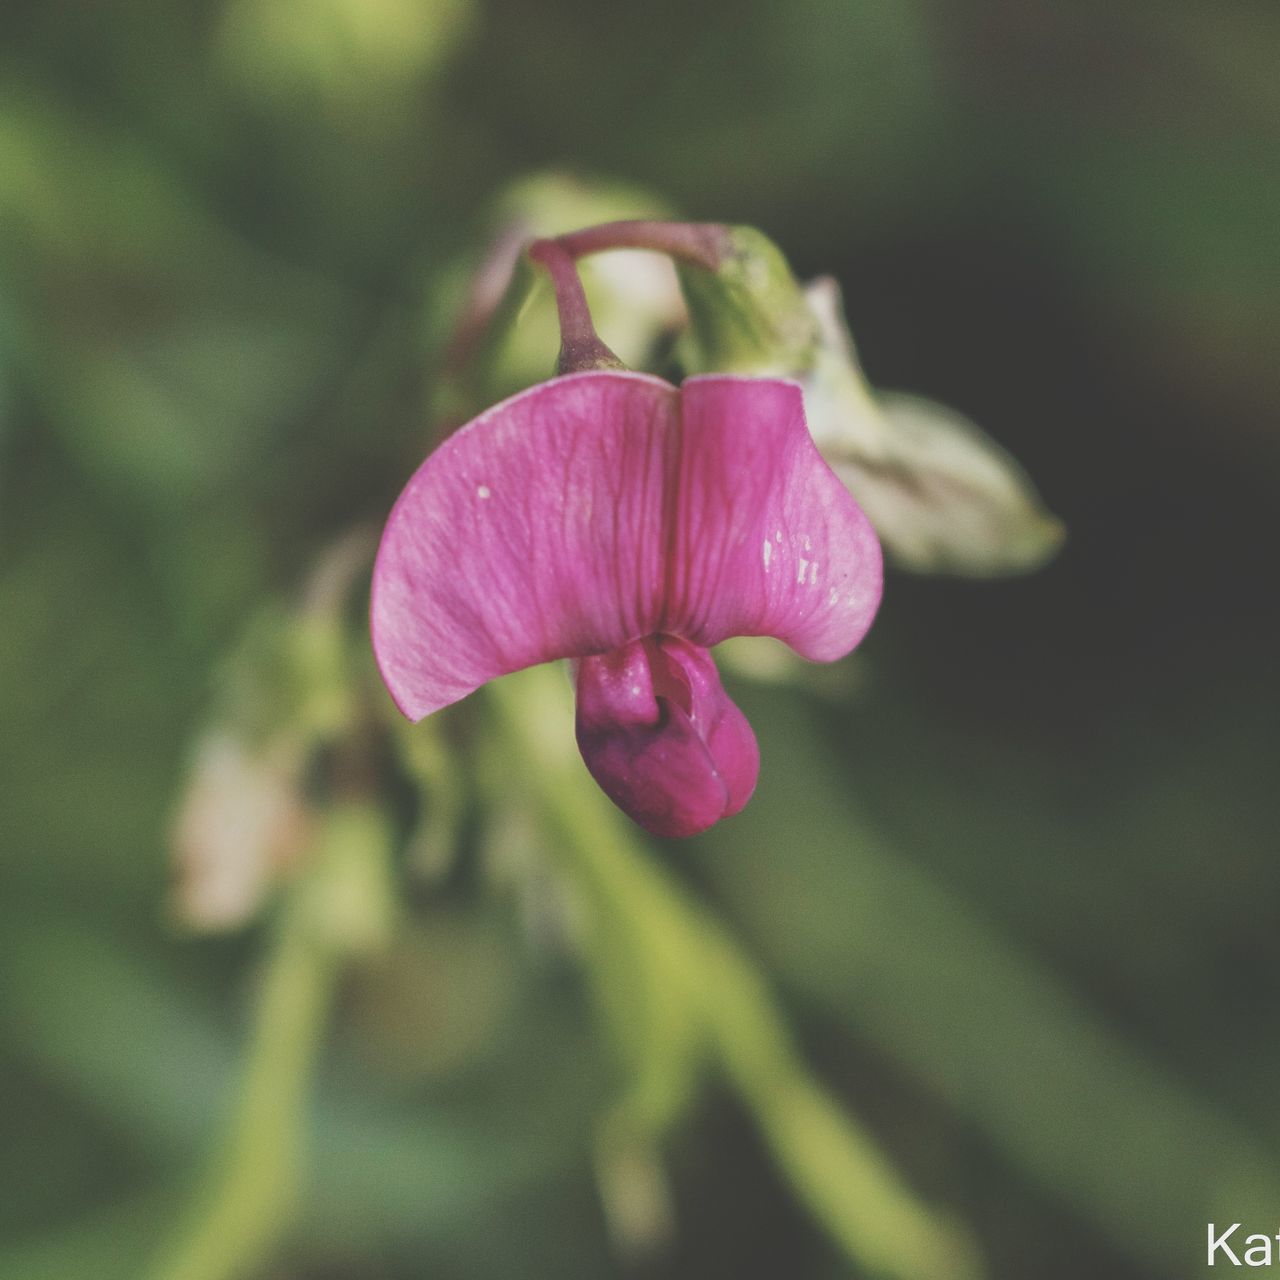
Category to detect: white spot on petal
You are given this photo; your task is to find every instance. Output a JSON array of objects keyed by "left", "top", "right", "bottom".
[
  {"left": 476, "top": 484, "right": 491, "bottom": 499},
  {"left": 762, "top": 539, "right": 773, "bottom": 570},
  {"left": 809, "top": 561, "right": 818, "bottom": 586},
  {"left": 797, "top": 557, "right": 809, "bottom": 584},
  {"left": 803, "top": 535, "right": 812, "bottom": 551}
]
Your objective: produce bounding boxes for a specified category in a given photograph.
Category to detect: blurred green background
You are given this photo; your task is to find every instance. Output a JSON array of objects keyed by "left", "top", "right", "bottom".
[{"left": 3, "top": 1, "right": 1279, "bottom": 1277}]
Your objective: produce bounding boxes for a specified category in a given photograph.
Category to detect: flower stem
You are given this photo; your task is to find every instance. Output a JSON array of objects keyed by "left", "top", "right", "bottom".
[
  {"left": 148, "top": 805, "right": 394, "bottom": 1280},
  {"left": 527, "top": 238, "right": 626, "bottom": 375},
  {"left": 698, "top": 926, "right": 982, "bottom": 1280},
  {"left": 486, "top": 665, "right": 983, "bottom": 1280},
  {"left": 555, "top": 220, "right": 729, "bottom": 272}
]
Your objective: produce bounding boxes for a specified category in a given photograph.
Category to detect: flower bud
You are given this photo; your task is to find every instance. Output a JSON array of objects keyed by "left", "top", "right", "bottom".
[
  {"left": 670, "top": 225, "right": 1064, "bottom": 578},
  {"left": 802, "top": 277, "right": 1065, "bottom": 577},
  {"left": 171, "top": 731, "right": 309, "bottom": 931},
  {"left": 674, "top": 225, "right": 818, "bottom": 375},
  {"left": 171, "top": 533, "right": 369, "bottom": 929}
]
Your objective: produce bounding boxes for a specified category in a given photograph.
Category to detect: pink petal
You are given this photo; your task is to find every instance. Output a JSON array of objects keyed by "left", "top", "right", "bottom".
[
  {"left": 372, "top": 372, "right": 678, "bottom": 719},
  {"left": 665, "top": 376, "right": 882, "bottom": 661},
  {"left": 372, "top": 372, "right": 882, "bottom": 727},
  {"left": 576, "top": 636, "right": 758, "bottom": 837}
]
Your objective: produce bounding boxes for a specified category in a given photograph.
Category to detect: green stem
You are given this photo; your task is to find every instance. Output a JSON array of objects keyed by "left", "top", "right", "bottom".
[
  {"left": 700, "top": 929, "right": 980, "bottom": 1280},
  {"left": 486, "top": 666, "right": 982, "bottom": 1280},
  {"left": 149, "top": 805, "right": 392, "bottom": 1280}
]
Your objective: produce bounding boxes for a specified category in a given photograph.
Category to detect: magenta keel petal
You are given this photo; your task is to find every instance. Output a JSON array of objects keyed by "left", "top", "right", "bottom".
[{"left": 575, "top": 636, "right": 759, "bottom": 838}]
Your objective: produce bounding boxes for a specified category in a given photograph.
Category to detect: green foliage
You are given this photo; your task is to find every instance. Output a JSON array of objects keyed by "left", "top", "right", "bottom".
[{"left": 2, "top": 2, "right": 1279, "bottom": 1278}]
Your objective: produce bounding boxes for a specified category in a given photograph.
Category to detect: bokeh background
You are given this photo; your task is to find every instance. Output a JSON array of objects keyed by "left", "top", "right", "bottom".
[{"left": 3, "top": 1, "right": 1279, "bottom": 1277}]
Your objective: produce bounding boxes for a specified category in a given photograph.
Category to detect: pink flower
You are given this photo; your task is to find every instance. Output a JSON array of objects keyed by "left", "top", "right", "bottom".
[{"left": 371, "top": 369, "right": 882, "bottom": 837}]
